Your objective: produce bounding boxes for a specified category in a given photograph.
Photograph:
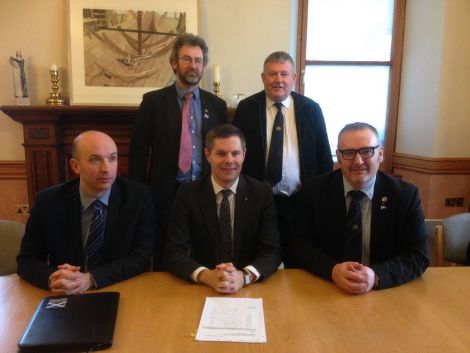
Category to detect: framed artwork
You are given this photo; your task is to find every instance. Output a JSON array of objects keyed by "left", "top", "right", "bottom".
[{"left": 68, "top": 0, "right": 198, "bottom": 105}]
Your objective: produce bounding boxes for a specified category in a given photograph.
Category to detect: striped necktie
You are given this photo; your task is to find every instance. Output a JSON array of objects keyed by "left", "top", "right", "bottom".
[
  {"left": 86, "top": 200, "right": 105, "bottom": 270},
  {"left": 344, "top": 190, "right": 364, "bottom": 262},
  {"left": 218, "top": 189, "right": 232, "bottom": 263}
]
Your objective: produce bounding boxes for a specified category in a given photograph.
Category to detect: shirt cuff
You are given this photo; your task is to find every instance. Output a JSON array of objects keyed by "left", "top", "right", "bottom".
[
  {"left": 244, "top": 265, "right": 260, "bottom": 282},
  {"left": 191, "top": 266, "right": 208, "bottom": 283}
]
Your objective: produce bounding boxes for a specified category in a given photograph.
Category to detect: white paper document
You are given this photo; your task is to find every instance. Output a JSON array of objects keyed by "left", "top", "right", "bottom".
[{"left": 195, "top": 297, "right": 266, "bottom": 343}]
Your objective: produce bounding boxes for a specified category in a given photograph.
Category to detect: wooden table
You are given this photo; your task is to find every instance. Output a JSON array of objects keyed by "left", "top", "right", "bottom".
[{"left": 1, "top": 268, "right": 469, "bottom": 353}]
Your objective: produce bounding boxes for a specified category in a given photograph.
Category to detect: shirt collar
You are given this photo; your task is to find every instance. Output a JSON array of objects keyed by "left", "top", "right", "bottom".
[
  {"left": 342, "top": 175, "right": 376, "bottom": 200},
  {"left": 175, "top": 83, "right": 200, "bottom": 101},
  {"left": 266, "top": 94, "right": 292, "bottom": 110},
  {"left": 79, "top": 187, "right": 111, "bottom": 211},
  {"left": 211, "top": 176, "right": 239, "bottom": 195}
]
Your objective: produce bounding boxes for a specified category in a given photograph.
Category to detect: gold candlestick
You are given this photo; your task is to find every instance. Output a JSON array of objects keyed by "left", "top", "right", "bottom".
[
  {"left": 213, "top": 81, "right": 221, "bottom": 97},
  {"left": 46, "top": 69, "right": 65, "bottom": 105}
]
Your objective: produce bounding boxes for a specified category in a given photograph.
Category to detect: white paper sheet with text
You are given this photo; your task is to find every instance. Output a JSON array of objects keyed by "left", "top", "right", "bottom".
[{"left": 195, "top": 297, "right": 266, "bottom": 343}]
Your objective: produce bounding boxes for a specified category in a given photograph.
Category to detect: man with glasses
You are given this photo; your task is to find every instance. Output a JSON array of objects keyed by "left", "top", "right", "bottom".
[
  {"left": 129, "top": 34, "right": 227, "bottom": 270},
  {"left": 292, "top": 122, "right": 429, "bottom": 294}
]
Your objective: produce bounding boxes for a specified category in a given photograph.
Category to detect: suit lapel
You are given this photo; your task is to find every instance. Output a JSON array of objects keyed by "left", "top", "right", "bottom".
[
  {"left": 163, "top": 84, "right": 181, "bottom": 126},
  {"left": 331, "top": 172, "right": 347, "bottom": 240},
  {"left": 233, "top": 176, "right": 250, "bottom": 262},
  {"left": 104, "top": 183, "right": 120, "bottom": 254},
  {"left": 255, "top": 92, "right": 268, "bottom": 150},
  {"left": 198, "top": 177, "right": 220, "bottom": 256},
  {"left": 67, "top": 183, "right": 85, "bottom": 266},
  {"left": 370, "top": 173, "right": 391, "bottom": 259}
]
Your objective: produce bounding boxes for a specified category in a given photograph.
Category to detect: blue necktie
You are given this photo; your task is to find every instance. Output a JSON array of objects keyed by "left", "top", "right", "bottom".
[
  {"left": 219, "top": 190, "right": 232, "bottom": 263},
  {"left": 86, "top": 200, "right": 105, "bottom": 270},
  {"left": 344, "top": 190, "right": 363, "bottom": 262},
  {"left": 266, "top": 102, "right": 284, "bottom": 186}
]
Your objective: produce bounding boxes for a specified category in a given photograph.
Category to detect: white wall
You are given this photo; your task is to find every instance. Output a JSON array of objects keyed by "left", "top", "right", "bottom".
[
  {"left": 0, "top": 0, "right": 68, "bottom": 160},
  {"left": 434, "top": 0, "right": 470, "bottom": 157},
  {"left": 199, "top": 0, "right": 297, "bottom": 103},
  {"left": 396, "top": 0, "right": 470, "bottom": 158}
]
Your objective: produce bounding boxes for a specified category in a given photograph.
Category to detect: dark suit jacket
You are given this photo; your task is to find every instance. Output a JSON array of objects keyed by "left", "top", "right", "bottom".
[
  {"left": 164, "top": 174, "right": 282, "bottom": 281},
  {"left": 17, "top": 177, "right": 155, "bottom": 290},
  {"left": 292, "top": 170, "right": 430, "bottom": 289},
  {"left": 233, "top": 90, "right": 333, "bottom": 183},
  {"left": 128, "top": 84, "right": 228, "bottom": 213}
]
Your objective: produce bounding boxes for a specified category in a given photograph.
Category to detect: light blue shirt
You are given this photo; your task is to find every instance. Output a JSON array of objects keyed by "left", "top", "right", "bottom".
[{"left": 175, "top": 84, "right": 203, "bottom": 183}]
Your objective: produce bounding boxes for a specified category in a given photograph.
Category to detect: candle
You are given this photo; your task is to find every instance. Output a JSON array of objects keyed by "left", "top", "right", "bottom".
[
  {"left": 50, "top": 63, "right": 58, "bottom": 71},
  {"left": 213, "top": 64, "right": 220, "bottom": 83}
]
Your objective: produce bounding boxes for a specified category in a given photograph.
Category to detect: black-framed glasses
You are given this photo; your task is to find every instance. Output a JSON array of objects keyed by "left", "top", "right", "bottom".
[
  {"left": 178, "top": 56, "right": 203, "bottom": 66},
  {"left": 338, "top": 145, "right": 380, "bottom": 160}
]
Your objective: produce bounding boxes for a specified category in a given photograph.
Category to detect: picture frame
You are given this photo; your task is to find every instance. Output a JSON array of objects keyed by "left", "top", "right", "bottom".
[{"left": 68, "top": 0, "right": 198, "bottom": 105}]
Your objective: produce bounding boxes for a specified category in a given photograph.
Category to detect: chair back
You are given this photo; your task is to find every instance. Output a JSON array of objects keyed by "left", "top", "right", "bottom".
[
  {"left": 0, "top": 220, "right": 25, "bottom": 275},
  {"left": 424, "top": 219, "right": 442, "bottom": 266},
  {"left": 440, "top": 213, "right": 470, "bottom": 265}
]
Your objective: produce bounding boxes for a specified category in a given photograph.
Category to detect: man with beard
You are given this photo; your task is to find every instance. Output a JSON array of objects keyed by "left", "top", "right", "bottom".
[{"left": 129, "top": 34, "right": 228, "bottom": 270}]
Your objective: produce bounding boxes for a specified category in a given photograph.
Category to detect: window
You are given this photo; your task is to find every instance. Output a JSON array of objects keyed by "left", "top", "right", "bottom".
[{"left": 297, "top": 0, "right": 405, "bottom": 170}]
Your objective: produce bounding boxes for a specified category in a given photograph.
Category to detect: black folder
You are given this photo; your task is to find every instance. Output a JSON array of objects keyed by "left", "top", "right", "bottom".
[{"left": 18, "top": 292, "right": 120, "bottom": 353}]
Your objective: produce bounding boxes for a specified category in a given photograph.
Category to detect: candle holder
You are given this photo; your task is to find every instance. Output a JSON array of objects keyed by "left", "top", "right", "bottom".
[
  {"left": 46, "top": 69, "right": 65, "bottom": 105},
  {"left": 213, "top": 81, "right": 221, "bottom": 97}
]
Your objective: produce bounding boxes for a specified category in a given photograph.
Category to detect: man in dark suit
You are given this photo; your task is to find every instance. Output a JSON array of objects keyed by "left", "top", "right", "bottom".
[
  {"left": 233, "top": 51, "right": 332, "bottom": 267},
  {"left": 165, "top": 124, "right": 282, "bottom": 294},
  {"left": 17, "top": 131, "right": 155, "bottom": 294},
  {"left": 129, "top": 34, "right": 227, "bottom": 271},
  {"left": 292, "top": 122, "right": 429, "bottom": 294}
]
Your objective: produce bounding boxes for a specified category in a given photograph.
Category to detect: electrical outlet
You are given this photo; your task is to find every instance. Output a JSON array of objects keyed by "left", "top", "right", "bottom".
[
  {"left": 16, "top": 204, "right": 29, "bottom": 214},
  {"left": 444, "top": 197, "right": 464, "bottom": 207}
]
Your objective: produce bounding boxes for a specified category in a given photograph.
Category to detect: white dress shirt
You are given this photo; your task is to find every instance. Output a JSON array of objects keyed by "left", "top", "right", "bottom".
[
  {"left": 265, "top": 95, "right": 301, "bottom": 196},
  {"left": 191, "top": 177, "right": 260, "bottom": 282}
]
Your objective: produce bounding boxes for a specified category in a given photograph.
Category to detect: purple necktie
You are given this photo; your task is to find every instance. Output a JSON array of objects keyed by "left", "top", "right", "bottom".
[{"left": 178, "top": 92, "right": 193, "bottom": 174}]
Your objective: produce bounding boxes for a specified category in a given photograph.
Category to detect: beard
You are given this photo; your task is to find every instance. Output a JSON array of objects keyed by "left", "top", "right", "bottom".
[{"left": 177, "top": 68, "right": 202, "bottom": 86}]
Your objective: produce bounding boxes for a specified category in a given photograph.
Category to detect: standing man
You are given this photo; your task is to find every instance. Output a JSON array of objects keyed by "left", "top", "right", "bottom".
[
  {"left": 233, "top": 51, "right": 333, "bottom": 267},
  {"left": 17, "top": 131, "right": 155, "bottom": 294},
  {"left": 129, "top": 34, "right": 228, "bottom": 270},
  {"left": 292, "top": 122, "right": 429, "bottom": 294},
  {"left": 165, "top": 124, "right": 282, "bottom": 294}
]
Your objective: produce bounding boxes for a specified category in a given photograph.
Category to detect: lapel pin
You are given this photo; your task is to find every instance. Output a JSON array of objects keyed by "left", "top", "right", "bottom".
[{"left": 380, "top": 196, "right": 388, "bottom": 210}]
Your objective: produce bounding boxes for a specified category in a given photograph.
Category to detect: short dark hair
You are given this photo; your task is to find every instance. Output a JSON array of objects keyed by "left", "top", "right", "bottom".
[
  {"left": 338, "top": 122, "right": 380, "bottom": 141},
  {"left": 263, "top": 51, "right": 295, "bottom": 72},
  {"left": 169, "top": 33, "right": 209, "bottom": 67},
  {"left": 205, "top": 124, "right": 246, "bottom": 150}
]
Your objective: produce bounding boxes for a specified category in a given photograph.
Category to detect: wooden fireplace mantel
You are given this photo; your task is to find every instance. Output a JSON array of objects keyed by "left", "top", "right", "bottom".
[
  {"left": 1, "top": 104, "right": 234, "bottom": 206},
  {"left": 1, "top": 105, "right": 139, "bottom": 206}
]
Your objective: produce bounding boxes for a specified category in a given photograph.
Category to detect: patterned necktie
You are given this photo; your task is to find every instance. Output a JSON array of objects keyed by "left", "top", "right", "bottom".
[
  {"left": 86, "top": 200, "right": 105, "bottom": 270},
  {"left": 218, "top": 189, "right": 232, "bottom": 263},
  {"left": 266, "top": 102, "right": 284, "bottom": 186},
  {"left": 178, "top": 91, "right": 193, "bottom": 174},
  {"left": 344, "top": 190, "right": 364, "bottom": 262}
]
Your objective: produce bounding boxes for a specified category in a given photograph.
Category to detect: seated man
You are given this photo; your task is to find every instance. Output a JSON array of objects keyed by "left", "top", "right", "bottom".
[
  {"left": 165, "top": 124, "right": 282, "bottom": 294},
  {"left": 17, "top": 131, "right": 155, "bottom": 295},
  {"left": 292, "top": 122, "right": 429, "bottom": 294}
]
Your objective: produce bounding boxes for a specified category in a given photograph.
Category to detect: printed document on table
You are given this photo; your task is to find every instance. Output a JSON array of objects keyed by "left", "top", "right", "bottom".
[{"left": 195, "top": 297, "right": 266, "bottom": 343}]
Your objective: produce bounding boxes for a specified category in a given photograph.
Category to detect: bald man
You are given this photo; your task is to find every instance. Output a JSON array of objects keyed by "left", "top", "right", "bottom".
[{"left": 17, "top": 131, "right": 155, "bottom": 294}]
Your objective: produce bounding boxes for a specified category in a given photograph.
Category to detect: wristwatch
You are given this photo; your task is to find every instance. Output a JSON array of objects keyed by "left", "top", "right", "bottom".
[{"left": 242, "top": 269, "right": 252, "bottom": 286}]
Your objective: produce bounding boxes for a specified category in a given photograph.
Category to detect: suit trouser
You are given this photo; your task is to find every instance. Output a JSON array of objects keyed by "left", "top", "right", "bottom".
[{"left": 274, "top": 193, "right": 299, "bottom": 269}]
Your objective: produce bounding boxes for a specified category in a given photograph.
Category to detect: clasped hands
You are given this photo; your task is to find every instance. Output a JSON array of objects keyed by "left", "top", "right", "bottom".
[
  {"left": 332, "top": 262, "right": 375, "bottom": 295},
  {"left": 197, "top": 263, "right": 245, "bottom": 294},
  {"left": 48, "top": 263, "right": 94, "bottom": 295}
]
